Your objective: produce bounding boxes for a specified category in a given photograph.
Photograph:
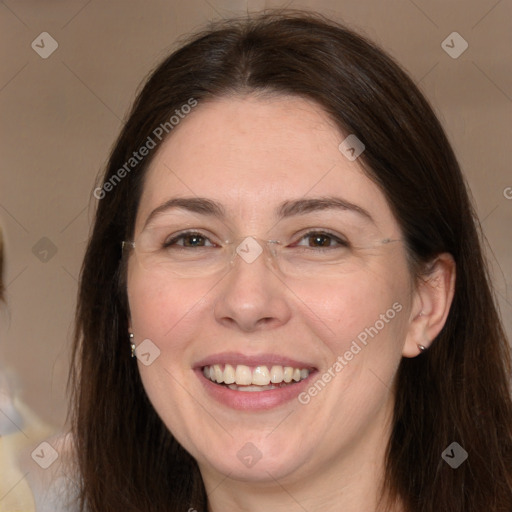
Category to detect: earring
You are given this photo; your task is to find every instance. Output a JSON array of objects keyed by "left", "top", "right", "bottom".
[{"left": 129, "top": 333, "right": 136, "bottom": 358}]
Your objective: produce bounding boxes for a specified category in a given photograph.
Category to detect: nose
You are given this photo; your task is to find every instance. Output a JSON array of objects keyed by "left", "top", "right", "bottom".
[{"left": 213, "top": 245, "right": 292, "bottom": 333}]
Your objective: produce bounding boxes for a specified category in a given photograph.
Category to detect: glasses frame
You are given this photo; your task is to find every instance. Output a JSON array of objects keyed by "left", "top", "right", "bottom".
[{"left": 121, "top": 234, "right": 402, "bottom": 277}]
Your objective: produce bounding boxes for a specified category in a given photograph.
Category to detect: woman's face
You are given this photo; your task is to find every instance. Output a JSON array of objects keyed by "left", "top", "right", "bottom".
[{"left": 127, "top": 95, "right": 418, "bottom": 485}]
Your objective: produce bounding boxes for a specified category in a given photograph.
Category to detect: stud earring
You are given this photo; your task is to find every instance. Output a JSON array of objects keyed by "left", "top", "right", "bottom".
[{"left": 129, "top": 333, "right": 136, "bottom": 358}]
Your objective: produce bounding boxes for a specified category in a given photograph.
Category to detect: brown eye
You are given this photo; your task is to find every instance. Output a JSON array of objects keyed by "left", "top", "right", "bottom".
[
  {"left": 163, "top": 232, "right": 214, "bottom": 248},
  {"left": 182, "top": 234, "right": 207, "bottom": 247},
  {"left": 308, "top": 233, "right": 331, "bottom": 247},
  {"left": 294, "top": 231, "right": 349, "bottom": 249}
]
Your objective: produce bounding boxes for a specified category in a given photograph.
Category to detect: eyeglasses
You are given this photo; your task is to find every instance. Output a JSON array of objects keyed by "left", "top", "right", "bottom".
[{"left": 122, "top": 229, "right": 402, "bottom": 279}]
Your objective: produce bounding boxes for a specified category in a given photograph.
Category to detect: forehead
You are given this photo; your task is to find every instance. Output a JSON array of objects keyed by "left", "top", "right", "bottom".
[{"left": 136, "top": 95, "right": 398, "bottom": 234}]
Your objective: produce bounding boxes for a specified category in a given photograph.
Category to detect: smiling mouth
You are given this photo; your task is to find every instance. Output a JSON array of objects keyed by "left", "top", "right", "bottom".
[{"left": 202, "top": 364, "right": 312, "bottom": 392}]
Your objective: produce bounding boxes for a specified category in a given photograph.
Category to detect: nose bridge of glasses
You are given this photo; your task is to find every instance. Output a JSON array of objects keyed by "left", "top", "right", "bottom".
[{"left": 228, "top": 235, "right": 280, "bottom": 267}]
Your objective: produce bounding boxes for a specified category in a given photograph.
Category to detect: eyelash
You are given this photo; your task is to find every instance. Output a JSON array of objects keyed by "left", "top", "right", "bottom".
[{"left": 163, "top": 230, "right": 350, "bottom": 250}]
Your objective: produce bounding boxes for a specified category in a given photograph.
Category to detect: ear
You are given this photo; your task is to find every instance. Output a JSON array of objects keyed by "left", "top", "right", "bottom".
[{"left": 402, "top": 253, "right": 456, "bottom": 358}]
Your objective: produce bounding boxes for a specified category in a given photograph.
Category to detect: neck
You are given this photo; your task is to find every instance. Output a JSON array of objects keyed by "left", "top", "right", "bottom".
[{"left": 201, "top": 397, "right": 402, "bottom": 512}]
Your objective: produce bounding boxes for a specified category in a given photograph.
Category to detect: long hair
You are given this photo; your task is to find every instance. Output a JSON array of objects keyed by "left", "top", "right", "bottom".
[{"left": 70, "top": 11, "right": 512, "bottom": 512}]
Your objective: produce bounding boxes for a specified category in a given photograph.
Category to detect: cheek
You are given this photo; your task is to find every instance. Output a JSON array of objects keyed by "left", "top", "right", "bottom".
[
  {"left": 294, "top": 268, "right": 410, "bottom": 414},
  {"left": 127, "top": 267, "right": 210, "bottom": 342},
  {"left": 294, "top": 272, "right": 409, "bottom": 425},
  {"left": 293, "top": 265, "right": 410, "bottom": 352},
  {"left": 126, "top": 269, "right": 213, "bottom": 438}
]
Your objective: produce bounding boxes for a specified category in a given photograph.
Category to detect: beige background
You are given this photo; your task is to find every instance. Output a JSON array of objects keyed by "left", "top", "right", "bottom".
[{"left": 0, "top": 0, "right": 510, "bottom": 431}]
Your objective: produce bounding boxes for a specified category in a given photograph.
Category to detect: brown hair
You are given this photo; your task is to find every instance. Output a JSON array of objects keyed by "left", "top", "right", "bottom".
[{"left": 70, "top": 11, "right": 512, "bottom": 511}]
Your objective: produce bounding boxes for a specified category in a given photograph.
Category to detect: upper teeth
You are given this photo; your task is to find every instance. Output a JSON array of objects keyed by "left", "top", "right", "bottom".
[{"left": 203, "top": 364, "right": 310, "bottom": 386}]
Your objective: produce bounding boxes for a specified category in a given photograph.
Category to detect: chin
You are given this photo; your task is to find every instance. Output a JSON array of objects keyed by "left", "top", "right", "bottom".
[{"left": 193, "top": 434, "right": 314, "bottom": 483}]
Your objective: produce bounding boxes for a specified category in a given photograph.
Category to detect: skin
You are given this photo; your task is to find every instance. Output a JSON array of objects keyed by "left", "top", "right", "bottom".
[{"left": 127, "top": 95, "right": 455, "bottom": 512}]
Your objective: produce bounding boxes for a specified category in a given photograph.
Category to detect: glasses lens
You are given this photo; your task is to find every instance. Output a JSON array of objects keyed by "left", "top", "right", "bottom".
[
  {"left": 130, "top": 228, "right": 400, "bottom": 279},
  {"left": 134, "top": 227, "right": 229, "bottom": 277},
  {"left": 278, "top": 238, "right": 400, "bottom": 277}
]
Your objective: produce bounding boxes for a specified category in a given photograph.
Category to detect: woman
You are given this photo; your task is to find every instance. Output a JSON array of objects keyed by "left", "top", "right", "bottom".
[{"left": 70, "top": 11, "right": 512, "bottom": 512}]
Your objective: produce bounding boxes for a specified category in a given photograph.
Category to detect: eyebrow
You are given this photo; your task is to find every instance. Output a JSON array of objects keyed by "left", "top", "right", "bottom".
[
  {"left": 277, "top": 197, "right": 373, "bottom": 222},
  {"left": 143, "top": 196, "right": 374, "bottom": 228}
]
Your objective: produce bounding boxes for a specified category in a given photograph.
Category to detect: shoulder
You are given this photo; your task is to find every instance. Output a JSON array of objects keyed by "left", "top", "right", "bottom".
[{"left": 20, "top": 432, "right": 82, "bottom": 512}]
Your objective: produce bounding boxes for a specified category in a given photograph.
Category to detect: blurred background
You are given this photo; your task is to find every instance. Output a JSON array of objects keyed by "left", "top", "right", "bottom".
[{"left": 0, "top": 0, "right": 510, "bottom": 433}]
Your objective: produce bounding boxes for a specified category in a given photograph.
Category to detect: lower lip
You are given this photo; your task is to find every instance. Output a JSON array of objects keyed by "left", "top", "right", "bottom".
[{"left": 195, "top": 369, "right": 316, "bottom": 410}]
